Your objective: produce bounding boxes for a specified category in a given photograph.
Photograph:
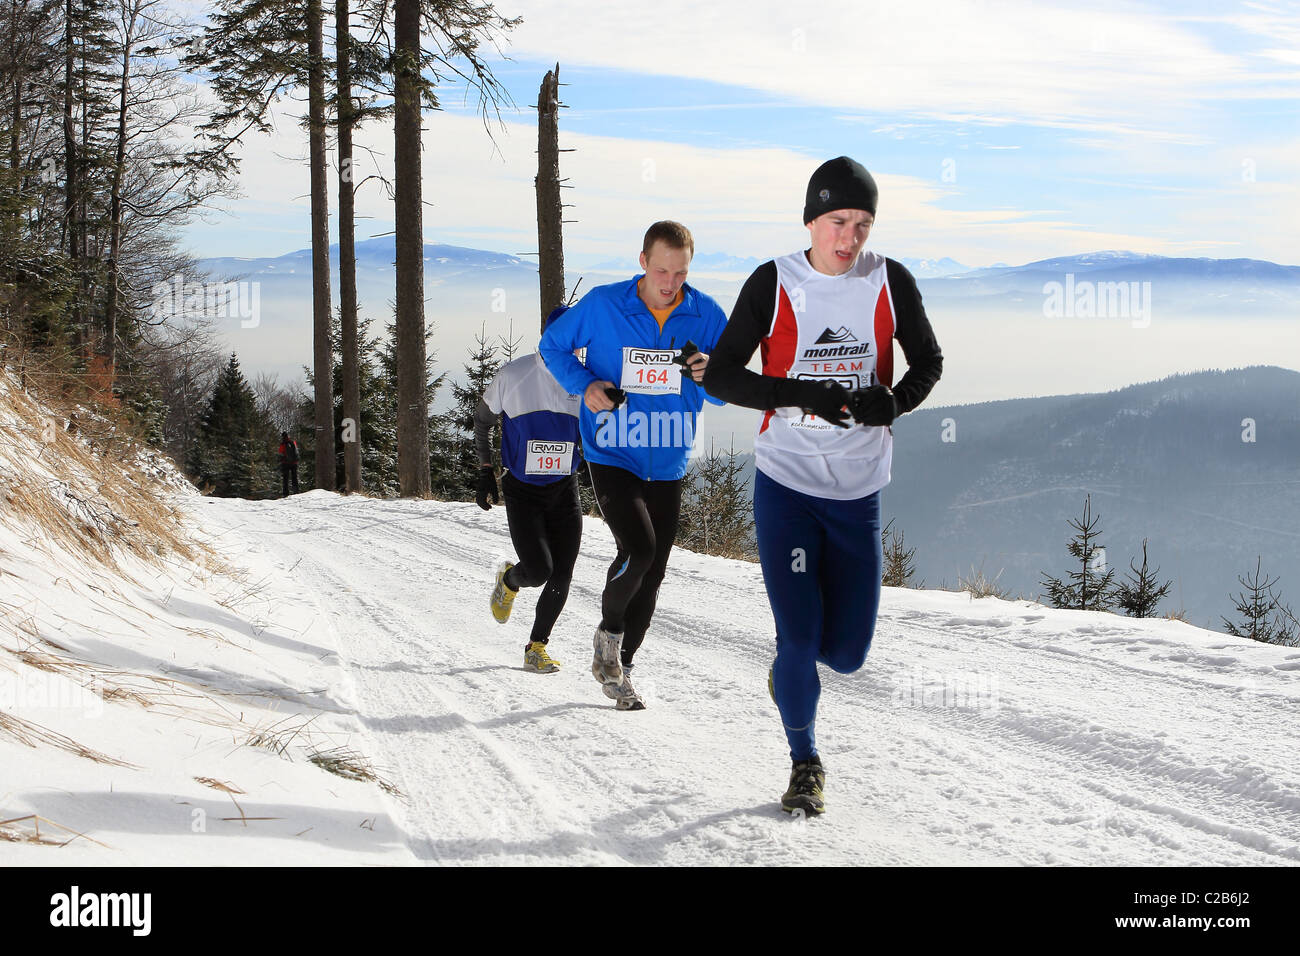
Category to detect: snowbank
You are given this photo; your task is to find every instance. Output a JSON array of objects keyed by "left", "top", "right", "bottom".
[{"left": 0, "top": 373, "right": 414, "bottom": 864}]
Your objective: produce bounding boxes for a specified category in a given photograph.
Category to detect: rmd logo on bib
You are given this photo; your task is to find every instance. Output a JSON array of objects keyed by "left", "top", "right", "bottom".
[
  {"left": 627, "top": 349, "right": 675, "bottom": 365},
  {"left": 530, "top": 441, "right": 569, "bottom": 454},
  {"left": 50, "top": 886, "right": 151, "bottom": 936}
]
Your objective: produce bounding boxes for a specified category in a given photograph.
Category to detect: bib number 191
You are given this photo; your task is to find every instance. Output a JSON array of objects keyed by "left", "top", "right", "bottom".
[{"left": 524, "top": 440, "right": 574, "bottom": 475}]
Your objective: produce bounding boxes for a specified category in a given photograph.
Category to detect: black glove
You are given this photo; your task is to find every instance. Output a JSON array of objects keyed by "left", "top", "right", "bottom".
[
  {"left": 476, "top": 466, "right": 499, "bottom": 510},
  {"left": 849, "top": 385, "right": 898, "bottom": 426},
  {"left": 781, "top": 378, "right": 851, "bottom": 429},
  {"left": 671, "top": 340, "right": 700, "bottom": 367},
  {"left": 604, "top": 386, "right": 628, "bottom": 408}
]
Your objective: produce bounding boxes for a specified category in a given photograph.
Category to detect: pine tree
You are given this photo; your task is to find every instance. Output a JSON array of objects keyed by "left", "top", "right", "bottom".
[
  {"left": 301, "top": 313, "right": 398, "bottom": 496},
  {"left": 1039, "top": 493, "right": 1117, "bottom": 610},
  {"left": 1113, "top": 538, "right": 1172, "bottom": 618},
  {"left": 61, "top": 0, "right": 118, "bottom": 350},
  {"left": 190, "top": 353, "right": 276, "bottom": 497},
  {"left": 155, "top": 340, "right": 222, "bottom": 472},
  {"left": 441, "top": 326, "right": 501, "bottom": 502},
  {"left": 0, "top": 0, "right": 74, "bottom": 347},
  {"left": 374, "top": 317, "right": 449, "bottom": 498},
  {"left": 882, "top": 518, "right": 921, "bottom": 588},
  {"left": 677, "top": 440, "right": 754, "bottom": 558},
  {"left": 189, "top": 0, "right": 338, "bottom": 489},
  {"left": 1222, "top": 557, "right": 1299, "bottom": 647},
  {"left": 355, "top": 316, "right": 399, "bottom": 497}
]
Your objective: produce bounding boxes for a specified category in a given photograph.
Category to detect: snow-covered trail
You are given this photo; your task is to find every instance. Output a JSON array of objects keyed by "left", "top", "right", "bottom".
[{"left": 199, "top": 491, "right": 1300, "bottom": 866}]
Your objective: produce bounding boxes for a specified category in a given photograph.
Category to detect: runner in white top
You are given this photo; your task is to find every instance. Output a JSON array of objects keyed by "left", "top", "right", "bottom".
[{"left": 703, "top": 156, "right": 943, "bottom": 815}]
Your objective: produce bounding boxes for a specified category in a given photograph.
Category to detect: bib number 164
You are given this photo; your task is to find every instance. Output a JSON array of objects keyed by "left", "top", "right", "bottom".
[{"left": 633, "top": 367, "right": 671, "bottom": 386}]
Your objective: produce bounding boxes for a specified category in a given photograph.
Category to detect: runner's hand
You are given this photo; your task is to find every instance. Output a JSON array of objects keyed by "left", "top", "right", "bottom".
[
  {"left": 684, "top": 351, "right": 709, "bottom": 383},
  {"left": 849, "top": 385, "right": 898, "bottom": 426},
  {"left": 585, "top": 380, "right": 618, "bottom": 413},
  {"left": 782, "top": 379, "right": 852, "bottom": 428}
]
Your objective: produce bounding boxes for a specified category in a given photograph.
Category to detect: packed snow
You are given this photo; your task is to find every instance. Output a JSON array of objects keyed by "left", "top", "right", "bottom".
[
  {"left": 194, "top": 494, "right": 1300, "bottom": 864},
  {"left": 2, "top": 372, "right": 1297, "bottom": 864}
]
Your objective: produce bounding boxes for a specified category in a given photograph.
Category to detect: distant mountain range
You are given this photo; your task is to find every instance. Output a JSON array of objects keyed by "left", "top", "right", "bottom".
[
  {"left": 201, "top": 237, "right": 536, "bottom": 283},
  {"left": 921, "top": 249, "right": 1300, "bottom": 315},
  {"left": 888, "top": 365, "right": 1300, "bottom": 631},
  {"left": 203, "top": 238, "right": 1300, "bottom": 299},
  {"left": 582, "top": 251, "right": 971, "bottom": 277},
  {"left": 714, "top": 366, "right": 1300, "bottom": 633}
]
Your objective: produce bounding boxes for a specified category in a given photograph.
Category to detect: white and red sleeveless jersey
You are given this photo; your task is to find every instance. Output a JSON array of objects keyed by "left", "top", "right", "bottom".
[{"left": 705, "top": 251, "right": 943, "bottom": 501}]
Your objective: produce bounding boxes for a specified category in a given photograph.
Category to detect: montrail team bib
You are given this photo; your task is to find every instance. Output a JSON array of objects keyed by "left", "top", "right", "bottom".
[
  {"left": 524, "top": 439, "right": 575, "bottom": 475},
  {"left": 620, "top": 347, "right": 682, "bottom": 395},
  {"left": 751, "top": 250, "right": 896, "bottom": 501}
]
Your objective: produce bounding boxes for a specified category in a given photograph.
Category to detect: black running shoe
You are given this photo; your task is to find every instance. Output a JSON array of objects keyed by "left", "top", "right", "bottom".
[{"left": 781, "top": 755, "right": 826, "bottom": 816}]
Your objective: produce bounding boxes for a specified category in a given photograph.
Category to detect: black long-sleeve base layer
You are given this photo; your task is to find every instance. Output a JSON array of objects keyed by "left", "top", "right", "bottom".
[{"left": 703, "top": 257, "right": 943, "bottom": 416}]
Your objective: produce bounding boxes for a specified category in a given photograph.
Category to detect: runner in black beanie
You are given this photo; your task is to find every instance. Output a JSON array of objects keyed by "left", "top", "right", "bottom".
[{"left": 704, "top": 155, "right": 943, "bottom": 816}]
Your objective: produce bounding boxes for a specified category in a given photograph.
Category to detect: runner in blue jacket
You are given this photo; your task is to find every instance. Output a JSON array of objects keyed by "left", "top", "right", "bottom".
[{"left": 540, "top": 221, "right": 728, "bottom": 710}]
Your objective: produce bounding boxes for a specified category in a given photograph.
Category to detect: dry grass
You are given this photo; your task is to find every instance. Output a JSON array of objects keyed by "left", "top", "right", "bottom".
[
  {"left": 243, "top": 720, "right": 402, "bottom": 796},
  {"left": 241, "top": 714, "right": 402, "bottom": 796},
  {"left": 1, "top": 588, "right": 314, "bottom": 740},
  {"left": 1, "top": 607, "right": 185, "bottom": 713},
  {"left": 307, "top": 746, "right": 403, "bottom": 796},
  {"left": 0, "top": 369, "right": 399, "bottom": 803},
  {"left": 214, "top": 571, "right": 272, "bottom": 613},
  {"left": 245, "top": 715, "right": 318, "bottom": 757},
  {"left": 0, "top": 813, "right": 111, "bottom": 848},
  {"left": 0, "top": 368, "right": 226, "bottom": 581},
  {"left": 194, "top": 776, "right": 246, "bottom": 795},
  {"left": 0, "top": 711, "right": 136, "bottom": 768},
  {"left": 958, "top": 563, "right": 1016, "bottom": 600},
  {"left": 99, "top": 684, "right": 154, "bottom": 707}
]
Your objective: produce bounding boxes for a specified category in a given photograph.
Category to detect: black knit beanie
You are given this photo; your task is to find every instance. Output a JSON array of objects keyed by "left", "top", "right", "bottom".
[{"left": 803, "top": 156, "right": 878, "bottom": 224}]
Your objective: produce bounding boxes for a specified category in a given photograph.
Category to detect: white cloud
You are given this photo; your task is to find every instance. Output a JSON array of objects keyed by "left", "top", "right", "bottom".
[
  {"left": 494, "top": 0, "right": 1289, "bottom": 136},
  {"left": 191, "top": 107, "right": 1300, "bottom": 268}
]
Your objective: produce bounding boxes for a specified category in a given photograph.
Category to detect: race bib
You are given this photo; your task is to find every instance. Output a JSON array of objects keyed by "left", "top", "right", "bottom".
[
  {"left": 620, "top": 347, "right": 682, "bottom": 395},
  {"left": 525, "top": 440, "right": 574, "bottom": 475}
]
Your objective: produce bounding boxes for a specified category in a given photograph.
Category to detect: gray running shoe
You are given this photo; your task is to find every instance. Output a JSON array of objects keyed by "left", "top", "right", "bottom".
[
  {"left": 602, "top": 664, "right": 646, "bottom": 711},
  {"left": 591, "top": 626, "right": 623, "bottom": 685}
]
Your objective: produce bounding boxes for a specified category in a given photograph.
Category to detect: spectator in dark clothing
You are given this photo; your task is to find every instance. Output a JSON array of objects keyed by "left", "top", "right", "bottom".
[{"left": 278, "top": 431, "right": 300, "bottom": 497}]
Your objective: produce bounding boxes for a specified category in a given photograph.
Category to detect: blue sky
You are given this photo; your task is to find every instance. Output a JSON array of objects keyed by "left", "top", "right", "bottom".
[{"left": 182, "top": 0, "right": 1300, "bottom": 268}]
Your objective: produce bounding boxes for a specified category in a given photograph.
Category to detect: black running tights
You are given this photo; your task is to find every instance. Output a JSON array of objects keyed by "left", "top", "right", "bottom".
[
  {"left": 587, "top": 462, "right": 682, "bottom": 667},
  {"left": 502, "top": 471, "right": 583, "bottom": 647}
]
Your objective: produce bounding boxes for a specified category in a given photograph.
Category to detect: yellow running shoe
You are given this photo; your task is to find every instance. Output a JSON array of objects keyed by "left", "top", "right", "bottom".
[
  {"left": 490, "top": 562, "right": 518, "bottom": 624},
  {"left": 524, "top": 641, "right": 561, "bottom": 673},
  {"left": 781, "top": 755, "right": 826, "bottom": 816}
]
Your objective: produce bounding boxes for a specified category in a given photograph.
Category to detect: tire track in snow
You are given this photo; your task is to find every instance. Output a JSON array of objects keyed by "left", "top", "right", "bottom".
[{"left": 202, "top": 494, "right": 1299, "bottom": 866}]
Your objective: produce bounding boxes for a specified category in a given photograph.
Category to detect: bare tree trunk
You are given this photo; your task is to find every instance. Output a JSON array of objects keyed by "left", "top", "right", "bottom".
[
  {"left": 104, "top": 0, "right": 137, "bottom": 373},
  {"left": 62, "top": 0, "right": 80, "bottom": 347},
  {"left": 535, "top": 63, "right": 564, "bottom": 331},
  {"left": 77, "top": 34, "right": 92, "bottom": 351},
  {"left": 5, "top": 0, "right": 31, "bottom": 250},
  {"left": 336, "top": 0, "right": 360, "bottom": 494},
  {"left": 393, "top": 0, "right": 428, "bottom": 497},
  {"left": 307, "top": 0, "right": 335, "bottom": 490}
]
